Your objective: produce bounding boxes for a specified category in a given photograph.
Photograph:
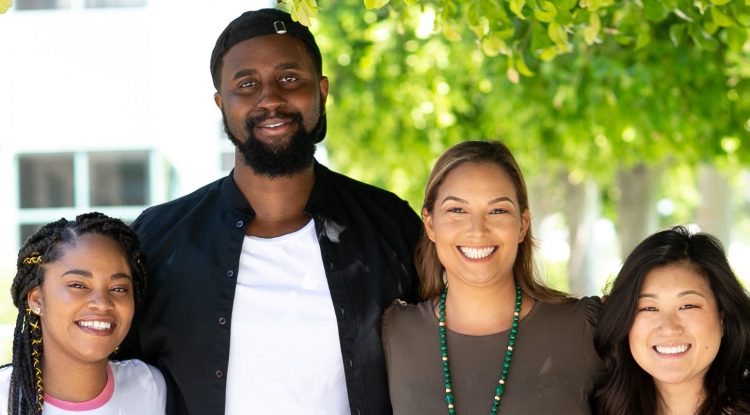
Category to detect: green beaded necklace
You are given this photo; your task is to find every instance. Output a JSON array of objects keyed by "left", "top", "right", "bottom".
[{"left": 438, "top": 281, "right": 522, "bottom": 415}]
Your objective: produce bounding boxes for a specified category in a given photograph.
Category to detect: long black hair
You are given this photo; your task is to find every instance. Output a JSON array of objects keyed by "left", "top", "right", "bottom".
[
  {"left": 6, "top": 212, "right": 146, "bottom": 415},
  {"left": 593, "top": 226, "right": 750, "bottom": 415}
]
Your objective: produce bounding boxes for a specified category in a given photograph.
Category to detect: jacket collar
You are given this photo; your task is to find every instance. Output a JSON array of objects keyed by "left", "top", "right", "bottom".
[{"left": 220, "top": 159, "right": 333, "bottom": 217}]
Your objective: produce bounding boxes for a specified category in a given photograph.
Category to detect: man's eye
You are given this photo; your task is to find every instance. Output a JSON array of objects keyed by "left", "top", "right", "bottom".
[
  {"left": 239, "top": 80, "right": 258, "bottom": 88},
  {"left": 280, "top": 76, "right": 298, "bottom": 83}
]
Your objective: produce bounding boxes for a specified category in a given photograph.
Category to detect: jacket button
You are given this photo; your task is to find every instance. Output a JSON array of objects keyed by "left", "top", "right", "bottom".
[
  {"left": 225, "top": 270, "right": 234, "bottom": 278},
  {"left": 215, "top": 370, "right": 224, "bottom": 378},
  {"left": 218, "top": 317, "right": 227, "bottom": 326},
  {"left": 235, "top": 220, "right": 244, "bottom": 228}
]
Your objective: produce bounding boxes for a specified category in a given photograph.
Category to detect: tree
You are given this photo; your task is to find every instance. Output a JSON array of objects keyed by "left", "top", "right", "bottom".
[{"left": 286, "top": 0, "right": 750, "bottom": 288}]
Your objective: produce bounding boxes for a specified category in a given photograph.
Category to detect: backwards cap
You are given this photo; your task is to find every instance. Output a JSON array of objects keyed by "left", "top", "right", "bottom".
[{"left": 210, "top": 8, "right": 323, "bottom": 89}]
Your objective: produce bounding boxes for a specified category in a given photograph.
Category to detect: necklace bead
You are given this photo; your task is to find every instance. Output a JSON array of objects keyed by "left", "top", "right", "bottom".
[{"left": 438, "top": 281, "right": 522, "bottom": 415}]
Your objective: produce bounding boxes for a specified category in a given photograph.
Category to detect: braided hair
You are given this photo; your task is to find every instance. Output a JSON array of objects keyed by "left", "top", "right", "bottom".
[{"left": 5, "top": 212, "right": 146, "bottom": 415}]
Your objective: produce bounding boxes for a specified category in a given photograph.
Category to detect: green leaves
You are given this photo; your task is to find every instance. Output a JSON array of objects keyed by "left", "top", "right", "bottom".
[
  {"left": 726, "top": 25, "right": 748, "bottom": 51},
  {"left": 289, "top": 0, "right": 319, "bottom": 26},
  {"left": 364, "top": 0, "right": 389, "bottom": 9},
  {"left": 481, "top": 34, "right": 509, "bottom": 56},
  {"left": 511, "top": 0, "right": 527, "bottom": 19},
  {"left": 304, "top": 0, "right": 750, "bottom": 228},
  {"left": 548, "top": 21, "right": 568, "bottom": 44},
  {"left": 301, "top": 0, "right": 750, "bottom": 75},
  {"left": 534, "top": 1, "right": 558, "bottom": 22},
  {"left": 643, "top": 0, "right": 671, "bottom": 21},
  {"left": 583, "top": 10, "right": 601, "bottom": 45},
  {"left": 513, "top": 54, "right": 536, "bottom": 76},
  {"left": 710, "top": 6, "right": 734, "bottom": 26},
  {"left": 688, "top": 22, "right": 719, "bottom": 51},
  {"left": 669, "top": 23, "right": 687, "bottom": 46},
  {"left": 0, "top": 0, "right": 12, "bottom": 14}
]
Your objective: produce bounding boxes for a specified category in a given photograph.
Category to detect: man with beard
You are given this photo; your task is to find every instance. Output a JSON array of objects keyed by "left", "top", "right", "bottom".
[{"left": 120, "top": 8, "right": 422, "bottom": 415}]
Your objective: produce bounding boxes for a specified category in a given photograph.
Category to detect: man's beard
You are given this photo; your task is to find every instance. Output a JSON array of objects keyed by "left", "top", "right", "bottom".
[{"left": 222, "top": 108, "right": 317, "bottom": 178}]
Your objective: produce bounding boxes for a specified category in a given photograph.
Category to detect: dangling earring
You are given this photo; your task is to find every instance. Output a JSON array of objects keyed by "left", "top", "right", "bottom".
[{"left": 442, "top": 270, "right": 448, "bottom": 287}]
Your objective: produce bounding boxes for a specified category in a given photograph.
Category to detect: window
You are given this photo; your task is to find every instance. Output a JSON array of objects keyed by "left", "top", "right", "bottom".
[
  {"left": 85, "top": 0, "right": 146, "bottom": 8},
  {"left": 89, "top": 151, "right": 149, "bottom": 206},
  {"left": 14, "top": 0, "right": 145, "bottom": 10},
  {"left": 19, "top": 223, "right": 47, "bottom": 246},
  {"left": 16, "top": 150, "right": 163, "bottom": 246},
  {"left": 14, "top": 0, "right": 70, "bottom": 10},
  {"left": 19, "top": 154, "right": 74, "bottom": 208}
]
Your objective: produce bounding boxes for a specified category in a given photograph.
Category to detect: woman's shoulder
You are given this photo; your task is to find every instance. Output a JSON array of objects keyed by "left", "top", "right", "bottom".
[
  {"left": 382, "top": 299, "right": 434, "bottom": 337},
  {"left": 109, "top": 360, "right": 166, "bottom": 413},
  {"left": 110, "top": 359, "right": 166, "bottom": 390},
  {"left": 538, "top": 295, "right": 602, "bottom": 322},
  {"left": 0, "top": 364, "right": 10, "bottom": 379}
]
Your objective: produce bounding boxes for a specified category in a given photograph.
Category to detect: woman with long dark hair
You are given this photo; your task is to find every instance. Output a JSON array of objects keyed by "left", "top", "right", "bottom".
[
  {"left": 0, "top": 212, "right": 165, "bottom": 415},
  {"left": 593, "top": 226, "right": 750, "bottom": 415}
]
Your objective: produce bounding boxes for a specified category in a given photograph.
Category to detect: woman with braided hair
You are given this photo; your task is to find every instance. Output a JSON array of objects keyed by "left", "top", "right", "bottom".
[{"left": 0, "top": 212, "right": 165, "bottom": 415}]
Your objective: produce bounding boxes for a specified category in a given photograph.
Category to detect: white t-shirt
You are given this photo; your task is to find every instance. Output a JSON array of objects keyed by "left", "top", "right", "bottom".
[
  {"left": 0, "top": 359, "right": 165, "bottom": 414},
  {"left": 225, "top": 219, "right": 350, "bottom": 415}
]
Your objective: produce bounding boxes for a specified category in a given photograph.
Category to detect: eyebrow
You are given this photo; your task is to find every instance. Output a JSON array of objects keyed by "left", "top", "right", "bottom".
[
  {"left": 231, "top": 62, "right": 304, "bottom": 81},
  {"left": 61, "top": 269, "right": 132, "bottom": 281},
  {"left": 439, "top": 196, "right": 516, "bottom": 206},
  {"left": 638, "top": 290, "right": 707, "bottom": 299}
]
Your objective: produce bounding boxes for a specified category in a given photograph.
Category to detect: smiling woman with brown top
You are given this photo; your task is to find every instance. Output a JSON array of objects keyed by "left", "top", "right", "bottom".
[{"left": 383, "top": 140, "right": 604, "bottom": 415}]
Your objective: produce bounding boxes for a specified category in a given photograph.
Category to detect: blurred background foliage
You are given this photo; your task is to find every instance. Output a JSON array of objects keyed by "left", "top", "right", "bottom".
[
  {"left": 284, "top": 0, "right": 750, "bottom": 291},
  {"left": 303, "top": 0, "right": 750, "bottom": 201}
]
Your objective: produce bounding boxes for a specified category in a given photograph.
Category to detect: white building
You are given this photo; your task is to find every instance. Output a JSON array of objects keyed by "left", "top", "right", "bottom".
[{"left": 0, "top": 0, "right": 269, "bottom": 360}]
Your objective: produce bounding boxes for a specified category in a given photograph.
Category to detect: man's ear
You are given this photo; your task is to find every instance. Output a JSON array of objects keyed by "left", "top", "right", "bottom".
[
  {"left": 214, "top": 92, "right": 223, "bottom": 110},
  {"left": 319, "top": 76, "right": 329, "bottom": 105}
]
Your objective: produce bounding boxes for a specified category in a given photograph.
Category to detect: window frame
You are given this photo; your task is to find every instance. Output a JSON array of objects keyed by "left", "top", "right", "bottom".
[{"left": 15, "top": 150, "right": 162, "bottom": 245}]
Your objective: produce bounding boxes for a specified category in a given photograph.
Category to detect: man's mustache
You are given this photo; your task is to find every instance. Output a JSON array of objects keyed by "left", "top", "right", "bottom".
[{"left": 246, "top": 110, "right": 304, "bottom": 128}]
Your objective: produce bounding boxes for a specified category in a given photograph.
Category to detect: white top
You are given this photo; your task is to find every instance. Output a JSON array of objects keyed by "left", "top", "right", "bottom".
[
  {"left": 0, "top": 359, "right": 166, "bottom": 414},
  {"left": 225, "top": 219, "right": 350, "bottom": 415}
]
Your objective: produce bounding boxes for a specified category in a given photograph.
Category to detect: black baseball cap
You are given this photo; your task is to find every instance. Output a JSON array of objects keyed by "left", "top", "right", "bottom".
[
  {"left": 210, "top": 8, "right": 326, "bottom": 143},
  {"left": 210, "top": 8, "right": 323, "bottom": 89}
]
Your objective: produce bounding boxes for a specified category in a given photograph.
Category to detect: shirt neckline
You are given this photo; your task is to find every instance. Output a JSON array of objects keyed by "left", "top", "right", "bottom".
[
  {"left": 424, "top": 296, "right": 542, "bottom": 339},
  {"left": 44, "top": 362, "right": 114, "bottom": 411}
]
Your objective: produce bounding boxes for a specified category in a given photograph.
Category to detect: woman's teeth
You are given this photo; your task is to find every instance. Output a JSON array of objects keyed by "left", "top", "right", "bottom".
[{"left": 459, "top": 246, "right": 496, "bottom": 259}]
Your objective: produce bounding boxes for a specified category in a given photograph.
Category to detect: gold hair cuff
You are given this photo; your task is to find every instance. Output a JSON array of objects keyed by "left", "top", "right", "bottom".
[{"left": 23, "top": 253, "right": 42, "bottom": 265}]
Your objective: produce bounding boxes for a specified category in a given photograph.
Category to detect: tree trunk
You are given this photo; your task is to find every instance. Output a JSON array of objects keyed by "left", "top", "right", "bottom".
[
  {"left": 528, "top": 171, "right": 565, "bottom": 243},
  {"left": 566, "top": 179, "right": 600, "bottom": 296},
  {"left": 697, "top": 165, "right": 732, "bottom": 244},
  {"left": 616, "top": 164, "right": 661, "bottom": 258}
]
